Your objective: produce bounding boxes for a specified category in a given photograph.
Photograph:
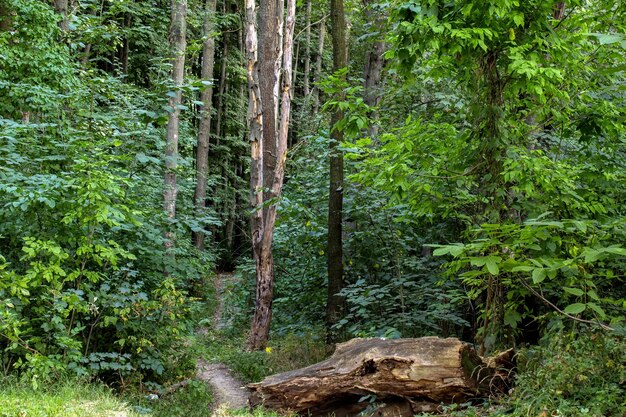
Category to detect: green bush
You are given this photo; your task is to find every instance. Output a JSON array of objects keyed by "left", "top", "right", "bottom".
[{"left": 510, "top": 330, "right": 626, "bottom": 416}]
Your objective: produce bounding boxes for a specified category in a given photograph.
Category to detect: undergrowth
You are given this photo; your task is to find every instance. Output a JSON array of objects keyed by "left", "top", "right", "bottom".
[{"left": 198, "top": 329, "right": 328, "bottom": 383}]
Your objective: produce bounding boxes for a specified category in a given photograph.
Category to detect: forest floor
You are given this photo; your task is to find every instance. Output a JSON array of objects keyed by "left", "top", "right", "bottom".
[{"left": 195, "top": 272, "right": 250, "bottom": 413}]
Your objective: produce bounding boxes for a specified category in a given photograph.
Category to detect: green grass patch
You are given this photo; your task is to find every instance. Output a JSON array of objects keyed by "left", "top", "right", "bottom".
[{"left": 0, "top": 379, "right": 140, "bottom": 417}]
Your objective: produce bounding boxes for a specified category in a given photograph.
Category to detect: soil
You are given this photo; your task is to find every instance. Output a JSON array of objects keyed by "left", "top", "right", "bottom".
[
  {"left": 195, "top": 273, "right": 251, "bottom": 413},
  {"left": 196, "top": 360, "right": 250, "bottom": 410}
]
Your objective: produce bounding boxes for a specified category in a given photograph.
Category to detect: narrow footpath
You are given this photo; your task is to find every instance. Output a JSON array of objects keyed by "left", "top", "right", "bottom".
[{"left": 196, "top": 273, "right": 250, "bottom": 414}]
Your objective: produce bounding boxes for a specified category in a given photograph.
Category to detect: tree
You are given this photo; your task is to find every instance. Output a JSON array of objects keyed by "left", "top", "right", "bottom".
[
  {"left": 326, "top": 0, "right": 348, "bottom": 337},
  {"left": 164, "top": 0, "right": 187, "bottom": 256},
  {"left": 362, "top": 0, "right": 386, "bottom": 137},
  {"left": 53, "top": 0, "right": 69, "bottom": 32},
  {"left": 245, "top": 0, "right": 296, "bottom": 350},
  {"left": 193, "top": 0, "right": 217, "bottom": 251}
]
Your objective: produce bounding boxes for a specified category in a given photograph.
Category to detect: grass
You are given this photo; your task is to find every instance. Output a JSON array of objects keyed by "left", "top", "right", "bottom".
[{"left": 0, "top": 379, "right": 140, "bottom": 417}]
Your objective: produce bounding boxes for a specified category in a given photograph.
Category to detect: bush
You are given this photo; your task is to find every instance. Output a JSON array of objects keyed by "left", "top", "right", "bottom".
[{"left": 510, "top": 329, "right": 626, "bottom": 416}]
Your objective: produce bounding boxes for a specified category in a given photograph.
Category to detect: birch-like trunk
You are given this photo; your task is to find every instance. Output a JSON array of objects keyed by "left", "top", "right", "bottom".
[
  {"left": 164, "top": 0, "right": 187, "bottom": 256},
  {"left": 303, "top": 0, "right": 312, "bottom": 97},
  {"left": 312, "top": 19, "right": 325, "bottom": 113},
  {"left": 193, "top": 0, "right": 217, "bottom": 250},
  {"left": 246, "top": 0, "right": 296, "bottom": 350}
]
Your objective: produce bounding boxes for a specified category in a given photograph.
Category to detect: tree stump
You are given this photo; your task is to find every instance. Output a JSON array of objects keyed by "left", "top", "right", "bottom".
[{"left": 249, "top": 337, "right": 506, "bottom": 416}]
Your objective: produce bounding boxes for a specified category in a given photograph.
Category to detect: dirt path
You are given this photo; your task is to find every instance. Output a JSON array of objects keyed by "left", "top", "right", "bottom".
[
  {"left": 196, "top": 359, "right": 250, "bottom": 410},
  {"left": 196, "top": 272, "right": 250, "bottom": 413}
]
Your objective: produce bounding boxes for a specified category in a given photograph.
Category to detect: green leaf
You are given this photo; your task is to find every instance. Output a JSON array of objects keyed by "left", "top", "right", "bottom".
[
  {"left": 485, "top": 257, "right": 499, "bottom": 275},
  {"left": 432, "top": 247, "right": 451, "bottom": 256},
  {"left": 563, "top": 303, "right": 586, "bottom": 315},
  {"left": 532, "top": 268, "right": 546, "bottom": 284},
  {"left": 604, "top": 246, "right": 626, "bottom": 256},
  {"left": 511, "top": 265, "right": 533, "bottom": 272},
  {"left": 563, "top": 287, "right": 584, "bottom": 297},
  {"left": 582, "top": 248, "right": 603, "bottom": 263},
  {"left": 586, "top": 302, "right": 606, "bottom": 319},
  {"left": 504, "top": 310, "right": 522, "bottom": 328}
]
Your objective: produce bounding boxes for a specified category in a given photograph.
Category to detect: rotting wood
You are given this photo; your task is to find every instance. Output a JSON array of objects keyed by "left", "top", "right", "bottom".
[{"left": 249, "top": 337, "right": 512, "bottom": 416}]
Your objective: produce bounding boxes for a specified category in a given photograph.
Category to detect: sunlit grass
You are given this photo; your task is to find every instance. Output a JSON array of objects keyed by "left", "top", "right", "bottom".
[{"left": 0, "top": 379, "right": 140, "bottom": 417}]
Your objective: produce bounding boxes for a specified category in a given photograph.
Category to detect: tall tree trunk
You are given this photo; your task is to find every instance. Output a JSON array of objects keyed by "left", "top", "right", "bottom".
[
  {"left": 312, "top": 19, "right": 325, "bottom": 114},
  {"left": 164, "top": 0, "right": 187, "bottom": 256},
  {"left": 0, "top": 3, "right": 13, "bottom": 33},
  {"left": 258, "top": 0, "right": 281, "bottom": 198},
  {"left": 121, "top": 14, "right": 131, "bottom": 75},
  {"left": 362, "top": 1, "right": 385, "bottom": 137},
  {"left": 54, "top": 0, "right": 69, "bottom": 32},
  {"left": 246, "top": 0, "right": 296, "bottom": 351},
  {"left": 303, "top": 0, "right": 312, "bottom": 97},
  {"left": 215, "top": 37, "right": 228, "bottom": 140},
  {"left": 193, "top": 0, "right": 217, "bottom": 250},
  {"left": 326, "top": 0, "right": 347, "bottom": 337}
]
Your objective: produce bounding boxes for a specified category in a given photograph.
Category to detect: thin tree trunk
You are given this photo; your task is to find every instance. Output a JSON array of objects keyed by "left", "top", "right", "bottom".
[
  {"left": 193, "top": 0, "right": 217, "bottom": 250},
  {"left": 54, "top": 0, "right": 69, "bottom": 32},
  {"left": 247, "top": 0, "right": 296, "bottom": 351},
  {"left": 215, "top": 39, "right": 228, "bottom": 140},
  {"left": 303, "top": 0, "right": 312, "bottom": 97},
  {"left": 292, "top": 40, "right": 299, "bottom": 102},
  {"left": 326, "top": 0, "right": 347, "bottom": 338},
  {"left": 121, "top": 14, "right": 131, "bottom": 74},
  {"left": 362, "top": 1, "right": 385, "bottom": 137},
  {"left": 164, "top": 0, "right": 187, "bottom": 256},
  {"left": 312, "top": 19, "right": 325, "bottom": 114},
  {"left": 554, "top": 2, "right": 565, "bottom": 20}
]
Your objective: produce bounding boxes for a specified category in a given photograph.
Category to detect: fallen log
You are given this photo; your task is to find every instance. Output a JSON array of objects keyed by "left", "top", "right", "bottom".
[{"left": 249, "top": 337, "right": 509, "bottom": 416}]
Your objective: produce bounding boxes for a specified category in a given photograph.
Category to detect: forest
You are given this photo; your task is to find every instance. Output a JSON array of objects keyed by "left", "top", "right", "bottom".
[{"left": 0, "top": 0, "right": 625, "bottom": 416}]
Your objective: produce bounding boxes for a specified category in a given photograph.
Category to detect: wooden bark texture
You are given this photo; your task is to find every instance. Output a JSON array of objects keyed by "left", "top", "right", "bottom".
[{"left": 249, "top": 337, "right": 501, "bottom": 416}]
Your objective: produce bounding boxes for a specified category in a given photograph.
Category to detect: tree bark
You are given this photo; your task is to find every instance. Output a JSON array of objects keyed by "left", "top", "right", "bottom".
[
  {"left": 303, "top": 0, "right": 312, "bottom": 97},
  {"left": 54, "top": 0, "right": 69, "bottom": 32},
  {"left": 120, "top": 14, "right": 131, "bottom": 74},
  {"left": 326, "top": 0, "right": 347, "bottom": 337},
  {"left": 312, "top": 19, "right": 325, "bottom": 114},
  {"left": 258, "top": 0, "right": 281, "bottom": 196},
  {"left": 164, "top": 0, "right": 187, "bottom": 255},
  {"left": 362, "top": 0, "right": 385, "bottom": 137},
  {"left": 246, "top": 0, "right": 296, "bottom": 350},
  {"left": 215, "top": 38, "right": 228, "bottom": 140},
  {"left": 249, "top": 337, "right": 510, "bottom": 416},
  {"left": 0, "top": 3, "right": 13, "bottom": 32},
  {"left": 193, "top": 0, "right": 217, "bottom": 250}
]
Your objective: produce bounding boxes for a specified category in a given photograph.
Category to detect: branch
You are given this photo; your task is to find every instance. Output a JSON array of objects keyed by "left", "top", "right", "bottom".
[
  {"left": 519, "top": 278, "right": 614, "bottom": 331},
  {"left": 294, "top": 15, "right": 328, "bottom": 41}
]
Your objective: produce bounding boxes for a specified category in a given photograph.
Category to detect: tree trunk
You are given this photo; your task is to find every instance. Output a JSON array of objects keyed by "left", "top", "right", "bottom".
[
  {"left": 258, "top": 0, "right": 282, "bottom": 198},
  {"left": 362, "top": 1, "right": 385, "bottom": 137},
  {"left": 554, "top": 2, "right": 566, "bottom": 20},
  {"left": 303, "top": 0, "right": 312, "bottom": 97},
  {"left": 0, "top": 3, "right": 13, "bottom": 32},
  {"left": 312, "top": 19, "right": 325, "bottom": 114},
  {"left": 193, "top": 0, "right": 217, "bottom": 250},
  {"left": 121, "top": 14, "right": 131, "bottom": 74},
  {"left": 164, "top": 0, "right": 187, "bottom": 255},
  {"left": 326, "top": 0, "right": 347, "bottom": 337},
  {"left": 249, "top": 337, "right": 512, "bottom": 416},
  {"left": 246, "top": 0, "right": 296, "bottom": 350},
  {"left": 54, "top": 0, "right": 69, "bottom": 32},
  {"left": 215, "top": 38, "right": 228, "bottom": 140}
]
